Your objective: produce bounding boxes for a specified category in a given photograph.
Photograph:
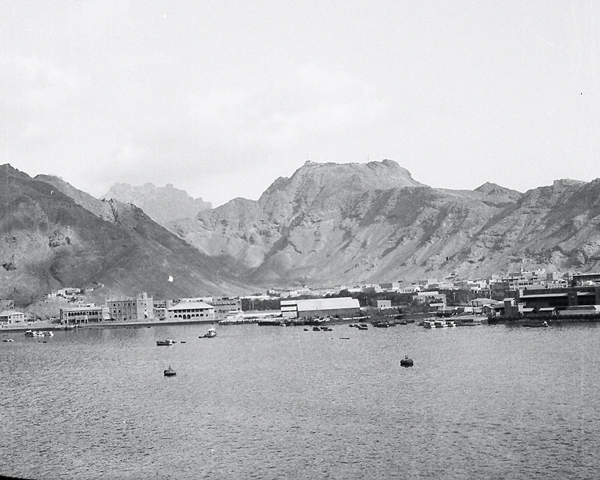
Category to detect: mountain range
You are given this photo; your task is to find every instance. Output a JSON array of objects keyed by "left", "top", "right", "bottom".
[{"left": 2, "top": 160, "right": 600, "bottom": 306}]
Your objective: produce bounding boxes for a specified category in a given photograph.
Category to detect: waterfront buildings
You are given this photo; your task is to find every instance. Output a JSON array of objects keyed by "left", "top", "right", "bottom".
[
  {"left": 107, "top": 292, "right": 154, "bottom": 322},
  {"left": 280, "top": 297, "right": 361, "bottom": 319},
  {"left": 203, "top": 297, "right": 242, "bottom": 316},
  {"left": 0, "top": 310, "right": 26, "bottom": 325},
  {"left": 153, "top": 300, "right": 174, "bottom": 320},
  {"left": 60, "top": 304, "right": 110, "bottom": 324},
  {"left": 166, "top": 301, "right": 215, "bottom": 321},
  {"left": 518, "top": 285, "right": 600, "bottom": 310}
]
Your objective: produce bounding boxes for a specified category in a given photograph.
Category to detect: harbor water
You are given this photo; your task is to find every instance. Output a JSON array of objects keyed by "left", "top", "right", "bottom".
[{"left": 2, "top": 322, "right": 600, "bottom": 479}]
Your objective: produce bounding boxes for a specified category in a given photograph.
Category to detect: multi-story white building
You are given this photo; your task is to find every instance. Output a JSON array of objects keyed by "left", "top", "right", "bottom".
[
  {"left": 0, "top": 310, "right": 26, "bottom": 325},
  {"left": 60, "top": 304, "right": 110, "bottom": 324}
]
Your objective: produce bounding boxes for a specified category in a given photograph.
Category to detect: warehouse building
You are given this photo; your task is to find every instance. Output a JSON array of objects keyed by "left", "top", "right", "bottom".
[{"left": 280, "top": 297, "right": 361, "bottom": 319}]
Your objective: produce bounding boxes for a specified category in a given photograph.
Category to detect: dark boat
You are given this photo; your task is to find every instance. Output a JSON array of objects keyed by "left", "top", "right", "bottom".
[
  {"left": 522, "top": 321, "right": 548, "bottom": 328},
  {"left": 164, "top": 366, "right": 176, "bottom": 377},
  {"left": 373, "top": 322, "right": 391, "bottom": 328},
  {"left": 400, "top": 356, "right": 414, "bottom": 367}
]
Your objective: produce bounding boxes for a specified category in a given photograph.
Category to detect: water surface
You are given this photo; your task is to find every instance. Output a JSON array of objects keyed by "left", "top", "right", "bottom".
[{"left": 1, "top": 322, "right": 599, "bottom": 479}]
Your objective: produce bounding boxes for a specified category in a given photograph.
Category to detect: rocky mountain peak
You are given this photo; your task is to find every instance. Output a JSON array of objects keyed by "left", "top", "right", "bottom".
[{"left": 102, "top": 182, "right": 212, "bottom": 225}]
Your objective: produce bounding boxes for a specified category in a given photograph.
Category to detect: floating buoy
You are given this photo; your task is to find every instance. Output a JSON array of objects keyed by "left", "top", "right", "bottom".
[{"left": 400, "top": 356, "right": 414, "bottom": 367}]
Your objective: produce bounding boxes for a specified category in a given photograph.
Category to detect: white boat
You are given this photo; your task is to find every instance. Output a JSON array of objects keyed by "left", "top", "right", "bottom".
[
  {"left": 201, "top": 328, "right": 217, "bottom": 338},
  {"left": 433, "top": 321, "right": 447, "bottom": 329},
  {"left": 25, "top": 330, "right": 44, "bottom": 337},
  {"left": 445, "top": 321, "right": 456, "bottom": 328},
  {"left": 42, "top": 331, "right": 54, "bottom": 337},
  {"left": 423, "top": 320, "right": 435, "bottom": 329}
]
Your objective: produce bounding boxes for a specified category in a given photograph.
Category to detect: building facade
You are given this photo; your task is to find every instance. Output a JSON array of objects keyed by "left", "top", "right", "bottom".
[
  {"left": 60, "top": 304, "right": 110, "bottom": 324},
  {"left": 280, "top": 297, "right": 361, "bottom": 319},
  {"left": 167, "top": 301, "right": 215, "bottom": 321},
  {"left": 0, "top": 310, "right": 26, "bottom": 325},
  {"left": 107, "top": 292, "right": 154, "bottom": 322},
  {"left": 518, "top": 285, "right": 600, "bottom": 310},
  {"left": 204, "top": 297, "right": 242, "bottom": 316}
]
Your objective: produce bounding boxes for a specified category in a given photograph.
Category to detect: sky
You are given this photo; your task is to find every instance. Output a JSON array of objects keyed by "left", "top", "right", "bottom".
[{"left": 1, "top": 1, "right": 599, "bottom": 207}]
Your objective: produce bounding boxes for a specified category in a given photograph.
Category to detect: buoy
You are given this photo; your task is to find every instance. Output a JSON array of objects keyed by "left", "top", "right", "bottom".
[{"left": 400, "top": 355, "right": 414, "bottom": 367}]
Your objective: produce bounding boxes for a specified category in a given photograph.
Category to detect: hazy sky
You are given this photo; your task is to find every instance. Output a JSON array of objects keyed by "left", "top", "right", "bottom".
[{"left": 1, "top": 1, "right": 599, "bottom": 206}]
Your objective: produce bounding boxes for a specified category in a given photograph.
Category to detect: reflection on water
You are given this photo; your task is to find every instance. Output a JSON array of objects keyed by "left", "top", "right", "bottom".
[{"left": 1, "top": 323, "right": 600, "bottom": 479}]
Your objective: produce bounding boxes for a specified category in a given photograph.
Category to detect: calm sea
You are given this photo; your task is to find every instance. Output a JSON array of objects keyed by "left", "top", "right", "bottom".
[{"left": 1, "top": 321, "right": 600, "bottom": 480}]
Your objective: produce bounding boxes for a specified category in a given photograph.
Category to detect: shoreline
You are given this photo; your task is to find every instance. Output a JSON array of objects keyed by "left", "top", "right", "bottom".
[{"left": 0, "top": 318, "right": 220, "bottom": 333}]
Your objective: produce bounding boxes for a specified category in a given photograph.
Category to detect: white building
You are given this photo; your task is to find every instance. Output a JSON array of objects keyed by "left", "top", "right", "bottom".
[
  {"left": 281, "top": 297, "right": 361, "bottom": 319},
  {"left": 167, "top": 301, "right": 215, "bottom": 321},
  {"left": 60, "top": 304, "right": 110, "bottom": 324},
  {"left": 0, "top": 310, "right": 26, "bottom": 325}
]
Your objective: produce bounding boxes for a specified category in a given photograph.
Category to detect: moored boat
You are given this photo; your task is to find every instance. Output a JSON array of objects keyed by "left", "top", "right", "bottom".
[
  {"left": 201, "top": 328, "right": 217, "bottom": 338},
  {"left": 25, "top": 330, "right": 44, "bottom": 337},
  {"left": 400, "top": 356, "right": 414, "bottom": 367},
  {"left": 522, "top": 321, "right": 548, "bottom": 328}
]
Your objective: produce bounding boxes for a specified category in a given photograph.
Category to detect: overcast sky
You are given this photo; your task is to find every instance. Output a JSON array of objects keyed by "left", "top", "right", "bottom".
[{"left": 1, "top": 1, "right": 598, "bottom": 206}]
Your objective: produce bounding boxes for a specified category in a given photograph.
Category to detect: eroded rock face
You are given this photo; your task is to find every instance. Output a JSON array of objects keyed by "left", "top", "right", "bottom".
[
  {"left": 4, "top": 159, "right": 600, "bottom": 301},
  {"left": 168, "top": 160, "right": 600, "bottom": 286},
  {"left": 102, "top": 182, "right": 211, "bottom": 226},
  {"left": 0, "top": 164, "right": 250, "bottom": 305}
]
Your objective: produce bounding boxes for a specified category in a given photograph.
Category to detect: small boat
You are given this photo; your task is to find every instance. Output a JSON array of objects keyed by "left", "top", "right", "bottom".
[
  {"left": 24, "top": 330, "right": 44, "bottom": 337},
  {"left": 156, "top": 339, "right": 176, "bottom": 346},
  {"left": 357, "top": 324, "right": 369, "bottom": 330},
  {"left": 373, "top": 322, "right": 391, "bottom": 328},
  {"left": 2, "top": 338, "right": 14, "bottom": 342},
  {"left": 164, "top": 366, "right": 176, "bottom": 377},
  {"left": 400, "top": 356, "right": 414, "bottom": 367},
  {"left": 201, "top": 328, "right": 217, "bottom": 338},
  {"left": 445, "top": 321, "right": 456, "bottom": 328},
  {"left": 41, "top": 331, "right": 54, "bottom": 337},
  {"left": 434, "top": 321, "right": 447, "bottom": 329},
  {"left": 522, "top": 321, "right": 548, "bottom": 328},
  {"left": 423, "top": 320, "right": 435, "bottom": 329}
]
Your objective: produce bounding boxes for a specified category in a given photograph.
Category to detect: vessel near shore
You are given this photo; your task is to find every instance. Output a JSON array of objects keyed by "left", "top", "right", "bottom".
[{"left": 488, "top": 313, "right": 600, "bottom": 324}]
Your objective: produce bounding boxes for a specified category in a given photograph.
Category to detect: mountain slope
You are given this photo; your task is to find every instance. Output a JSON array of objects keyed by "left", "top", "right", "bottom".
[
  {"left": 102, "top": 182, "right": 211, "bottom": 226},
  {"left": 171, "top": 160, "right": 525, "bottom": 285},
  {"left": 170, "top": 160, "right": 600, "bottom": 286},
  {"left": 0, "top": 165, "right": 250, "bottom": 305}
]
